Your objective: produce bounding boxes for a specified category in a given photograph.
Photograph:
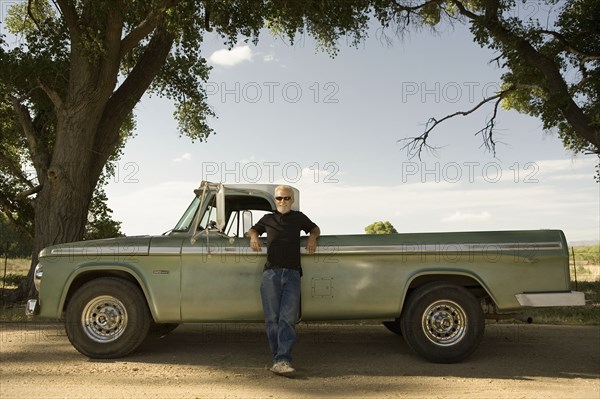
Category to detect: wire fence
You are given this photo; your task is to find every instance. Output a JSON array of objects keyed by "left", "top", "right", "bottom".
[{"left": 570, "top": 246, "right": 600, "bottom": 284}]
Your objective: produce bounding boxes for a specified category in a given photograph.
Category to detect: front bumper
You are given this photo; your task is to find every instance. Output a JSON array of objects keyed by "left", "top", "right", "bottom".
[
  {"left": 26, "top": 299, "right": 39, "bottom": 317},
  {"left": 515, "top": 291, "right": 585, "bottom": 307}
]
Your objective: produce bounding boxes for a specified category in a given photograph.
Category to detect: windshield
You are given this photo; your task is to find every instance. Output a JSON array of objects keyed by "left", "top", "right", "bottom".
[{"left": 172, "top": 197, "right": 200, "bottom": 231}]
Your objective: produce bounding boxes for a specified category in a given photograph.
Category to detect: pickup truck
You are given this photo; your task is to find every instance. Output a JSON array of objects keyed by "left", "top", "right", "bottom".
[{"left": 27, "top": 181, "right": 585, "bottom": 363}]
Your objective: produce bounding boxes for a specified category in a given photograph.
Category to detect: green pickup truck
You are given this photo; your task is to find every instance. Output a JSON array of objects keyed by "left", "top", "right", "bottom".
[{"left": 27, "top": 181, "right": 585, "bottom": 363}]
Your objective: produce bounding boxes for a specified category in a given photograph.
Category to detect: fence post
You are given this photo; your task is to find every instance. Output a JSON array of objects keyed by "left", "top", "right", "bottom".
[
  {"left": 571, "top": 246, "right": 578, "bottom": 290},
  {"left": 2, "top": 242, "right": 8, "bottom": 303}
]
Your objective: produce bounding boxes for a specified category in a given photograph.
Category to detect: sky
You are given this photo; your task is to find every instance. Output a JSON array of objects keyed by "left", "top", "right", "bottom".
[
  {"left": 2, "top": 4, "right": 598, "bottom": 244},
  {"left": 100, "top": 18, "right": 599, "bottom": 245}
]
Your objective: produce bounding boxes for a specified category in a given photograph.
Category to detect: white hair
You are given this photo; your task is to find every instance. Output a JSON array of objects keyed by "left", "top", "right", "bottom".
[{"left": 274, "top": 185, "right": 294, "bottom": 198}]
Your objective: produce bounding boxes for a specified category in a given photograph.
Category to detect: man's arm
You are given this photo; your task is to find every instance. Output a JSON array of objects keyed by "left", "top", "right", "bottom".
[
  {"left": 247, "top": 228, "right": 262, "bottom": 252},
  {"left": 306, "top": 226, "right": 320, "bottom": 254}
]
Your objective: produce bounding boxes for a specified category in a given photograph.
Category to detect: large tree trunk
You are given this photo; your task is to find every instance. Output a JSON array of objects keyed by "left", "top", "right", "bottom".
[
  {"left": 12, "top": 24, "right": 175, "bottom": 302},
  {"left": 13, "top": 137, "right": 98, "bottom": 301}
]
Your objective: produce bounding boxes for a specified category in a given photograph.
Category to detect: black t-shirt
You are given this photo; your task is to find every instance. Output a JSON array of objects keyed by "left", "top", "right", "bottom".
[{"left": 251, "top": 210, "right": 317, "bottom": 273}]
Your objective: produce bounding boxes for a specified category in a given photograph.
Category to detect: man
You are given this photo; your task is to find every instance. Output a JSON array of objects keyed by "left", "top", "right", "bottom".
[{"left": 247, "top": 185, "right": 320, "bottom": 375}]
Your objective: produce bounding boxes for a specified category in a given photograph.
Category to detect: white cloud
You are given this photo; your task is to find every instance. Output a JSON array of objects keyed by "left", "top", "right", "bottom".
[
  {"left": 173, "top": 153, "right": 192, "bottom": 162},
  {"left": 263, "top": 54, "right": 277, "bottom": 63},
  {"left": 208, "top": 45, "right": 254, "bottom": 67}
]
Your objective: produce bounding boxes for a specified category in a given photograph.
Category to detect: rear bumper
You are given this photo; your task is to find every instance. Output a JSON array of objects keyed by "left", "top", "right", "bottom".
[{"left": 515, "top": 291, "right": 585, "bottom": 307}]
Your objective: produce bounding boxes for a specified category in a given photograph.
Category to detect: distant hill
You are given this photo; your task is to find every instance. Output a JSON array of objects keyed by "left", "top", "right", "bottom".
[{"left": 570, "top": 240, "right": 600, "bottom": 247}]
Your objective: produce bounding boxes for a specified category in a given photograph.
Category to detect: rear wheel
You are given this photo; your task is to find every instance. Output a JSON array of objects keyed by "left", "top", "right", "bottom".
[
  {"left": 400, "top": 282, "right": 484, "bottom": 363},
  {"left": 65, "top": 277, "right": 151, "bottom": 358}
]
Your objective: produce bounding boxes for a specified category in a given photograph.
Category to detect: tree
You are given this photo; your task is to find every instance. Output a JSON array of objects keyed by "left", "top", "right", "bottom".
[
  {"left": 83, "top": 187, "right": 125, "bottom": 241},
  {"left": 365, "top": 221, "right": 398, "bottom": 234},
  {"left": 0, "top": 0, "right": 376, "bottom": 300},
  {"left": 374, "top": 0, "right": 599, "bottom": 159}
]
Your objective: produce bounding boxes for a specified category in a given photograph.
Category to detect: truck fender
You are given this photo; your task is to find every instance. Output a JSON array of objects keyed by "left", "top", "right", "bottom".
[
  {"left": 59, "top": 263, "right": 158, "bottom": 321},
  {"left": 400, "top": 270, "right": 497, "bottom": 313}
]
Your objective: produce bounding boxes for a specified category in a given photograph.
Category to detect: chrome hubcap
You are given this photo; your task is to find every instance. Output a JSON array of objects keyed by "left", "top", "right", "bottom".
[
  {"left": 82, "top": 295, "right": 128, "bottom": 343},
  {"left": 422, "top": 300, "right": 467, "bottom": 346}
]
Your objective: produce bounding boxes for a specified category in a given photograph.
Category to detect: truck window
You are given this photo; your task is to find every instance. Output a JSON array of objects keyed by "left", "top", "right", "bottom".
[
  {"left": 173, "top": 197, "right": 200, "bottom": 231},
  {"left": 225, "top": 209, "right": 272, "bottom": 237},
  {"left": 199, "top": 204, "right": 218, "bottom": 230}
]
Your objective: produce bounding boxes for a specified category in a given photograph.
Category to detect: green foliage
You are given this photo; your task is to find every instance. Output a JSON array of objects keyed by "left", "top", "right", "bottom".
[
  {"left": 84, "top": 188, "right": 124, "bottom": 240},
  {"left": 0, "top": 214, "right": 32, "bottom": 258},
  {"left": 365, "top": 221, "right": 398, "bottom": 234}
]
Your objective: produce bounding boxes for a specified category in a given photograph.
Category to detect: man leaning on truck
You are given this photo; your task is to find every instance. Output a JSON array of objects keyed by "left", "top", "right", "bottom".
[{"left": 247, "top": 185, "right": 320, "bottom": 376}]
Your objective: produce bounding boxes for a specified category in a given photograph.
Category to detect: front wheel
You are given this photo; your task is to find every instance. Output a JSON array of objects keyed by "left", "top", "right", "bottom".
[
  {"left": 65, "top": 277, "right": 151, "bottom": 358},
  {"left": 400, "top": 283, "right": 484, "bottom": 363}
]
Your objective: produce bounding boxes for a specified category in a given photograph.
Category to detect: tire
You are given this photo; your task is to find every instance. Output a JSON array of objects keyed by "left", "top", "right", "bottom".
[
  {"left": 65, "top": 277, "right": 151, "bottom": 359},
  {"left": 400, "top": 282, "right": 484, "bottom": 363},
  {"left": 382, "top": 319, "right": 402, "bottom": 336}
]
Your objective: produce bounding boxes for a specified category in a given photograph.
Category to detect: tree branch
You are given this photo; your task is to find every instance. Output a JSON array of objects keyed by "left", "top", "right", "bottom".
[
  {"left": 474, "top": 94, "right": 503, "bottom": 156},
  {"left": 538, "top": 29, "right": 600, "bottom": 61},
  {"left": 92, "top": 26, "right": 175, "bottom": 176},
  {"left": 120, "top": 0, "right": 180, "bottom": 57},
  {"left": 27, "top": 0, "right": 42, "bottom": 30},
  {"left": 15, "top": 185, "right": 43, "bottom": 199},
  {"left": 9, "top": 96, "right": 40, "bottom": 157},
  {"left": 8, "top": 96, "right": 51, "bottom": 181},
  {"left": 55, "top": 0, "right": 81, "bottom": 41},
  {"left": 0, "top": 151, "right": 34, "bottom": 189},
  {"left": 449, "top": 0, "right": 481, "bottom": 20},
  {"left": 0, "top": 196, "right": 34, "bottom": 239},
  {"left": 398, "top": 89, "right": 512, "bottom": 159},
  {"left": 97, "top": 6, "right": 124, "bottom": 99},
  {"left": 37, "top": 79, "right": 66, "bottom": 116},
  {"left": 448, "top": 0, "right": 599, "bottom": 152}
]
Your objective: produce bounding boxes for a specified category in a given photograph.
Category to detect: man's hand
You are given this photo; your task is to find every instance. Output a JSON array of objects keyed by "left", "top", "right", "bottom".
[
  {"left": 247, "top": 229, "right": 262, "bottom": 252},
  {"left": 250, "top": 238, "right": 262, "bottom": 252},
  {"left": 305, "top": 226, "right": 320, "bottom": 254}
]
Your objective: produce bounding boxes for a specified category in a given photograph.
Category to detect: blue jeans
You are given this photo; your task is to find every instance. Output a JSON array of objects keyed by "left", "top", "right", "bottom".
[{"left": 260, "top": 268, "right": 301, "bottom": 363}]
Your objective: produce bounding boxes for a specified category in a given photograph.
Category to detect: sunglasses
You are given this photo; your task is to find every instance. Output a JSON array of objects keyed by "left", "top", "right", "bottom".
[{"left": 275, "top": 196, "right": 292, "bottom": 201}]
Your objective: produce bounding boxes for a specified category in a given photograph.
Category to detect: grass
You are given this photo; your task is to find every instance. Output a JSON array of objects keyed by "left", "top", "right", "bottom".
[
  {"left": 525, "top": 281, "right": 600, "bottom": 325},
  {"left": 1, "top": 252, "right": 599, "bottom": 324},
  {"left": 0, "top": 257, "right": 30, "bottom": 292},
  {"left": 570, "top": 245, "right": 600, "bottom": 282},
  {"left": 0, "top": 257, "right": 31, "bottom": 322},
  {"left": 572, "top": 245, "right": 600, "bottom": 263}
]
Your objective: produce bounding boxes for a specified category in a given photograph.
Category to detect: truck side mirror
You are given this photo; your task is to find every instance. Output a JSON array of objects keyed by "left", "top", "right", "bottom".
[
  {"left": 242, "top": 211, "right": 253, "bottom": 237},
  {"left": 216, "top": 184, "right": 226, "bottom": 232}
]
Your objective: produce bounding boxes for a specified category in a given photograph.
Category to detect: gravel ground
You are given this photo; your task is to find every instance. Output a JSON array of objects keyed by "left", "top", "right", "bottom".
[{"left": 1, "top": 322, "right": 599, "bottom": 398}]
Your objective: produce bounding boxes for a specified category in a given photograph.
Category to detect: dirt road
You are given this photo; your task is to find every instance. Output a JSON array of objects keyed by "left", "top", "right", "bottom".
[{"left": 1, "top": 322, "right": 599, "bottom": 398}]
